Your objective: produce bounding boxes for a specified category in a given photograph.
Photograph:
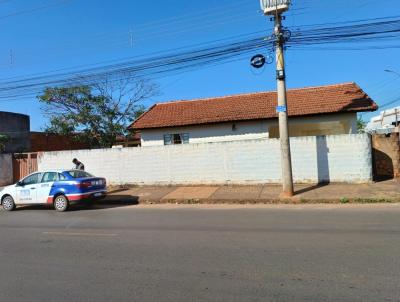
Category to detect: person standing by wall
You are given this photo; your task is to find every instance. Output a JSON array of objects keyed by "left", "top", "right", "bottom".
[{"left": 72, "top": 158, "right": 85, "bottom": 171}]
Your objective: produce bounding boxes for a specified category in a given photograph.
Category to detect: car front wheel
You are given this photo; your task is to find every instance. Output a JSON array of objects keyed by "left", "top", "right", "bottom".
[
  {"left": 2, "top": 196, "right": 16, "bottom": 211},
  {"left": 54, "top": 195, "right": 69, "bottom": 212}
]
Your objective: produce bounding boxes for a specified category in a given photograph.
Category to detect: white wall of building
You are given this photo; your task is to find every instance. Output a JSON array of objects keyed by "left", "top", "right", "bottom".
[
  {"left": 141, "top": 120, "right": 270, "bottom": 147},
  {"left": 140, "top": 113, "right": 358, "bottom": 147},
  {"left": 38, "top": 134, "right": 372, "bottom": 185},
  {"left": 0, "top": 154, "right": 13, "bottom": 186}
]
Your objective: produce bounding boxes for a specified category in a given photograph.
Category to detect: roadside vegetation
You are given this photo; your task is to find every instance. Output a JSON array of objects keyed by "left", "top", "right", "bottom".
[
  {"left": 38, "top": 74, "right": 158, "bottom": 148},
  {"left": 0, "top": 134, "right": 9, "bottom": 153}
]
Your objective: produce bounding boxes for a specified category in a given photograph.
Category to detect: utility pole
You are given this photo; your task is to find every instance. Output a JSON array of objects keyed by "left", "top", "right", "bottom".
[
  {"left": 274, "top": 14, "right": 294, "bottom": 197},
  {"left": 260, "top": 0, "right": 294, "bottom": 197}
]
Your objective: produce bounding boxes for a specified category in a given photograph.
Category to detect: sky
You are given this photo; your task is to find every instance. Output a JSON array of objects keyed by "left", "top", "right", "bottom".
[{"left": 0, "top": 0, "right": 399, "bottom": 131}]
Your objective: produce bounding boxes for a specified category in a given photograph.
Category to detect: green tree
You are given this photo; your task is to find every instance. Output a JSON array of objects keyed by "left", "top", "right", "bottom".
[
  {"left": 357, "top": 117, "right": 367, "bottom": 133},
  {"left": 38, "top": 76, "right": 157, "bottom": 147},
  {"left": 134, "top": 104, "right": 147, "bottom": 120},
  {"left": 0, "top": 134, "right": 9, "bottom": 153}
]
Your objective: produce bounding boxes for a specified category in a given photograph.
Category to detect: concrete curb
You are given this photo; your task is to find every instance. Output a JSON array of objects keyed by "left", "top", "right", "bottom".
[
  {"left": 136, "top": 197, "right": 400, "bottom": 205},
  {"left": 106, "top": 182, "right": 400, "bottom": 205}
]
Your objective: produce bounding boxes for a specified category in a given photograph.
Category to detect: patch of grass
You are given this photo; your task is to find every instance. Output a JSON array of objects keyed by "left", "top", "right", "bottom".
[
  {"left": 340, "top": 197, "right": 350, "bottom": 204},
  {"left": 353, "top": 198, "right": 395, "bottom": 204},
  {"left": 185, "top": 199, "right": 200, "bottom": 204}
]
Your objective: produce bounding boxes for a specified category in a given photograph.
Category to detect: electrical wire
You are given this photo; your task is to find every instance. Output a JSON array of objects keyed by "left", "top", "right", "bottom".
[
  {"left": 1, "top": 15, "right": 400, "bottom": 100},
  {"left": 0, "top": 0, "right": 72, "bottom": 21}
]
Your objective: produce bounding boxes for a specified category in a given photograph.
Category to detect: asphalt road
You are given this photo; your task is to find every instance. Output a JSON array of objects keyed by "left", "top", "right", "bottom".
[{"left": 0, "top": 204, "right": 399, "bottom": 302}]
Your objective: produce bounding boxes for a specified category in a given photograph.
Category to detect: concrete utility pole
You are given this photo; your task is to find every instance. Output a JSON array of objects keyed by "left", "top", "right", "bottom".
[
  {"left": 274, "top": 15, "right": 294, "bottom": 197},
  {"left": 260, "top": 0, "right": 294, "bottom": 197}
]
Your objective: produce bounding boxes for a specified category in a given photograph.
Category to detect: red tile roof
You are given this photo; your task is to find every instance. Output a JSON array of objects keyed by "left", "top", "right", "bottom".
[{"left": 130, "top": 82, "right": 378, "bottom": 130}]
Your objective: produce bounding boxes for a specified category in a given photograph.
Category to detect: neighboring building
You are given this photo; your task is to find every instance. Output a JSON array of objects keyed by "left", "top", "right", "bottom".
[
  {"left": 366, "top": 106, "right": 400, "bottom": 134},
  {"left": 371, "top": 132, "right": 400, "bottom": 180},
  {"left": 113, "top": 132, "right": 142, "bottom": 148},
  {"left": 30, "top": 132, "right": 92, "bottom": 152},
  {"left": 130, "top": 82, "right": 378, "bottom": 147},
  {"left": 0, "top": 111, "right": 30, "bottom": 153},
  {"left": 0, "top": 110, "right": 94, "bottom": 153}
]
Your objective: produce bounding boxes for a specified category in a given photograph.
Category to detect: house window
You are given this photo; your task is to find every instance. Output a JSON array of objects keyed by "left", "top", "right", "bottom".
[{"left": 164, "top": 133, "right": 189, "bottom": 145}]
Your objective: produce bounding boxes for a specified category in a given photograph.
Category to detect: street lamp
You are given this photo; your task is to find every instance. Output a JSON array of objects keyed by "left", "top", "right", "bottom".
[{"left": 260, "top": 0, "right": 291, "bottom": 15}]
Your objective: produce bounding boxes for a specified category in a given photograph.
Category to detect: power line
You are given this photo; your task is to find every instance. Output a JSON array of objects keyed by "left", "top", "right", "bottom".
[
  {"left": 53, "top": 11, "right": 259, "bottom": 54},
  {"left": 1, "top": 16, "right": 400, "bottom": 100},
  {"left": 379, "top": 96, "right": 400, "bottom": 110},
  {"left": 31, "top": 0, "right": 256, "bottom": 47},
  {"left": 0, "top": 2, "right": 260, "bottom": 68},
  {"left": 0, "top": 0, "right": 72, "bottom": 21}
]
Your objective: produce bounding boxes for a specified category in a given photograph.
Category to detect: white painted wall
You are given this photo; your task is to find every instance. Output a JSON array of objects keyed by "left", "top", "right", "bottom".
[
  {"left": 141, "top": 120, "right": 269, "bottom": 147},
  {"left": 0, "top": 154, "right": 13, "bottom": 186},
  {"left": 140, "top": 113, "right": 357, "bottom": 146},
  {"left": 38, "top": 134, "right": 372, "bottom": 185}
]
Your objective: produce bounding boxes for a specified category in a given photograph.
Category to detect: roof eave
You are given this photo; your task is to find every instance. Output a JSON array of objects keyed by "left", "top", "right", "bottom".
[{"left": 131, "top": 108, "right": 378, "bottom": 131}]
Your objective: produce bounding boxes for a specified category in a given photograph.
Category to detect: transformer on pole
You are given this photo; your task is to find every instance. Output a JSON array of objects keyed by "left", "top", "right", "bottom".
[{"left": 260, "top": 0, "right": 291, "bottom": 15}]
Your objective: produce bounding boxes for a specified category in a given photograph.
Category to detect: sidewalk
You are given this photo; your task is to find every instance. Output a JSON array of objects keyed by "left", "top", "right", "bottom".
[{"left": 106, "top": 179, "right": 400, "bottom": 204}]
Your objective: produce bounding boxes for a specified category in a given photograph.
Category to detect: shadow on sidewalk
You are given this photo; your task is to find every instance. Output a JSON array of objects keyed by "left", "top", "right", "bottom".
[{"left": 295, "top": 183, "right": 330, "bottom": 195}]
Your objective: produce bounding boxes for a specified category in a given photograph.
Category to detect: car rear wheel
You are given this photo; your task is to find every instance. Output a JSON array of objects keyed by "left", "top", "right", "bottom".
[
  {"left": 54, "top": 195, "right": 69, "bottom": 212},
  {"left": 2, "top": 196, "right": 16, "bottom": 211}
]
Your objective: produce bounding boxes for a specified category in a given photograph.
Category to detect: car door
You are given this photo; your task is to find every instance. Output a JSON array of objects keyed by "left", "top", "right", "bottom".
[
  {"left": 16, "top": 173, "right": 41, "bottom": 204},
  {"left": 37, "top": 172, "right": 59, "bottom": 204}
]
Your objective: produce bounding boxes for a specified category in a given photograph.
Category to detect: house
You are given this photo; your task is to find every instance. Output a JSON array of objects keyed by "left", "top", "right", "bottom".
[
  {"left": 129, "top": 82, "right": 378, "bottom": 147},
  {"left": 113, "top": 132, "right": 142, "bottom": 148},
  {"left": 366, "top": 106, "right": 400, "bottom": 134}
]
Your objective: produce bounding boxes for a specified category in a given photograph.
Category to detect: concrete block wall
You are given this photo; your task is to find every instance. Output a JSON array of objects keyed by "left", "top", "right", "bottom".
[
  {"left": 0, "top": 154, "right": 13, "bottom": 186},
  {"left": 38, "top": 134, "right": 373, "bottom": 185}
]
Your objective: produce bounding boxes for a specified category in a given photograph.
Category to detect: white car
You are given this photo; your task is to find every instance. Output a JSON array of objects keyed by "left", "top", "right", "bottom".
[{"left": 0, "top": 170, "right": 107, "bottom": 212}]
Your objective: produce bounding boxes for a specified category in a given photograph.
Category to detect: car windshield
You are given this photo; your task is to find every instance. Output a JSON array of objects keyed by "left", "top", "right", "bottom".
[{"left": 66, "top": 170, "right": 94, "bottom": 179}]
